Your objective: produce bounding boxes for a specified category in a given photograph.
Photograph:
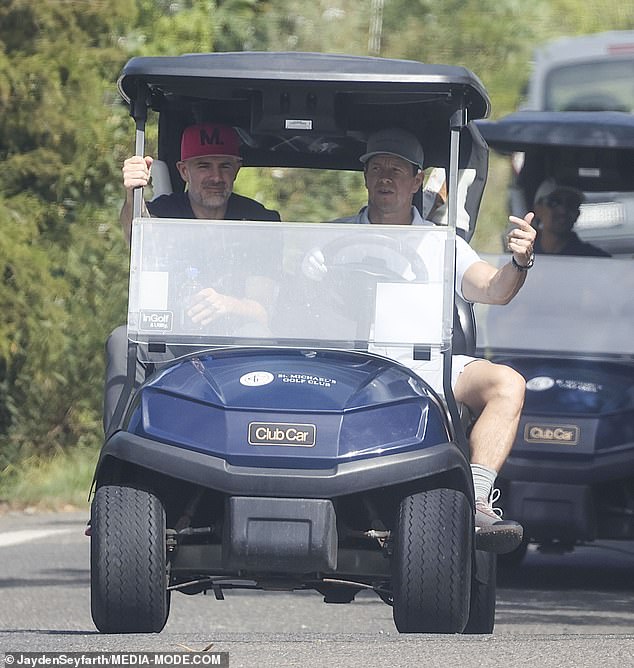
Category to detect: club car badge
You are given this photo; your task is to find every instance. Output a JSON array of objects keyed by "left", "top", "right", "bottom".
[{"left": 249, "top": 422, "right": 316, "bottom": 447}]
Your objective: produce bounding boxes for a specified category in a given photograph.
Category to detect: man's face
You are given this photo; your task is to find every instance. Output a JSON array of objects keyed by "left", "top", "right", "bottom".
[
  {"left": 535, "top": 191, "right": 581, "bottom": 236},
  {"left": 177, "top": 155, "right": 241, "bottom": 211},
  {"left": 364, "top": 155, "right": 423, "bottom": 222}
]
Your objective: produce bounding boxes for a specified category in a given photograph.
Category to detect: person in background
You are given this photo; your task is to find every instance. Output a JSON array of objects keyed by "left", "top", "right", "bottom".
[{"left": 532, "top": 179, "right": 610, "bottom": 257}]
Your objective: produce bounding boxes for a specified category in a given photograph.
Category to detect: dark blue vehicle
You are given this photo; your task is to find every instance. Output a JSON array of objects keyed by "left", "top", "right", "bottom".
[
  {"left": 90, "top": 52, "right": 498, "bottom": 634},
  {"left": 476, "top": 111, "right": 634, "bottom": 563}
]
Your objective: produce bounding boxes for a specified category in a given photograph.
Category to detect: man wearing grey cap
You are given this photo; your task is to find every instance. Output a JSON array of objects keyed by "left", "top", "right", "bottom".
[{"left": 340, "top": 127, "right": 537, "bottom": 549}]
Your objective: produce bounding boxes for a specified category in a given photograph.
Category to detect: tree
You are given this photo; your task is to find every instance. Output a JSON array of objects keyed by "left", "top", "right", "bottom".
[{"left": 0, "top": 0, "right": 135, "bottom": 467}]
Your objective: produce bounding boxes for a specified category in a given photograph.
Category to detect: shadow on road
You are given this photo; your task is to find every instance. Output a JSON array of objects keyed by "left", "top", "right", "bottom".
[
  {"left": 495, "top": 541, "right": 634, "bottom": 628},
  {"left": 0, "top": 568, "right": 89, "bottom": 589}
]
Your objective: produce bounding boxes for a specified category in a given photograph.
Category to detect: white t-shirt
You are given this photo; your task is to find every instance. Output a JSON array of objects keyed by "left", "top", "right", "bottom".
[
  {"left": 335, "top": 206, "right": 481, "bottom": 301},
  {"left": 335, "top": 206, "right": 481, "bottom": 394}
]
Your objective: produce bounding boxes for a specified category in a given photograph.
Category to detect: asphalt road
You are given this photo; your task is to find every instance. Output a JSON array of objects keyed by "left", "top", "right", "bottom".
[{"left": 0, "top": 510, "right": 633, "bottom": 667}]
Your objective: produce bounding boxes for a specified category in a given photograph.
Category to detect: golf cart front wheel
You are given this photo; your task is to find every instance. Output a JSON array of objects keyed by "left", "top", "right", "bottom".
[
  {"left": 392, "top": 488, "right": 472, "bottom": 633},
  {"left": 90, "top": 484, "right": 170, "bottom": 633},
  {"left": 463, "top": 550, "right": 496, "bottom": 634}
]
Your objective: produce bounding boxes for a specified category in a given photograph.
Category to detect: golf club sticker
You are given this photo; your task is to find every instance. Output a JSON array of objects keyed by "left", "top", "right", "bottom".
[
  {"left": 240, "top": 371, "right": 275, "bottom": 387},
  {"left": 277, "top": 372, "right": 337, "bottom": 388},
  {"left": 526, "top": 376, "right": 555, "bottom": 392}
]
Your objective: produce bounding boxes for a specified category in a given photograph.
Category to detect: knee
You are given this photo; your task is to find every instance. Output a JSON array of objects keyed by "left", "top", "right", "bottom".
[{"left": 492, "top": 364, "right": 526, "bottom": 407}]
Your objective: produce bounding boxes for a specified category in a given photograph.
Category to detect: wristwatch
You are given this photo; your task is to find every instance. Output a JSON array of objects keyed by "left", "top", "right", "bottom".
[{"left": 512, "top": 252, "right": 535, "bottom": 271}]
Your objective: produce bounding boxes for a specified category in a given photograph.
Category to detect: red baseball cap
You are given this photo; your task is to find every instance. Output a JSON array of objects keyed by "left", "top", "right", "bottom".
[{"left": 180, "top": 123, "right": 241, "bottom": 161}]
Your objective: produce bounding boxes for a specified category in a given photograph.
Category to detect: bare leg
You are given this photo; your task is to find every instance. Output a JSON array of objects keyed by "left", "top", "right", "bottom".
[
  {"left": 455, "top": 359, "right": 526, "bottom": 553},
  {"left": 454, "top": 359, "right": 526, "bottom": 471}
]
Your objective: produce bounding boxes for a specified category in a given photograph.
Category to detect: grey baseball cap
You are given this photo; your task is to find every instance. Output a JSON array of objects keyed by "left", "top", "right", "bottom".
[{"left": 360, "top": 128, "right": 425, "bottom": 169}]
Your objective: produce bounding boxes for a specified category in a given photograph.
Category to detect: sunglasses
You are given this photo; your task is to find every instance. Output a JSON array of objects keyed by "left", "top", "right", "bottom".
[{"left": 543, "top": 194, "right": 581, "bottom": 210}]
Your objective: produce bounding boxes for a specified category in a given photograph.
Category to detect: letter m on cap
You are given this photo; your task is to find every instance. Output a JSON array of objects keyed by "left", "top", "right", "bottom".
[{"left": 200, "top": 127, "right": 224, "bottom": 146}]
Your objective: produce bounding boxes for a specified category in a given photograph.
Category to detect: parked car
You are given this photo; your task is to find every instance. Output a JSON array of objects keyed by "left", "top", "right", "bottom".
[{"left": 521, "top": 30, "right": 634, "bottom": 113}]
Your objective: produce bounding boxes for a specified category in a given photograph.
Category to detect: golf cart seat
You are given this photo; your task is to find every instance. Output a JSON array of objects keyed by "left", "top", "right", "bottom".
[
  {"left": 149, "top": 159, "right": 172, "bottom": 200},
  {"left": 453, "top": 294, "right": 476, "bottom": 356}
]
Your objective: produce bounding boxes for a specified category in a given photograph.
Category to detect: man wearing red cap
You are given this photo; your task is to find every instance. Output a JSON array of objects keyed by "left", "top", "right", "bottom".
[
  {"left": 119, "top": 122, "right": 280, "bottom": 241},
  {"left": 106, "top": 123, "right": 280, "bottom": 432}
]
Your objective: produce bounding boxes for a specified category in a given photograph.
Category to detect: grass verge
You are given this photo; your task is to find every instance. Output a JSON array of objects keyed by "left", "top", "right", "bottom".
[{"left": 0, "top": 445, "right": 98, "bottom": 513}]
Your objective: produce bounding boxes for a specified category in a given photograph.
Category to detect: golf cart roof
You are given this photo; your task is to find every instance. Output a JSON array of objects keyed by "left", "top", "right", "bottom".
[
  {"left": 477, "top": 110, "right": 634, "bottom": 152},
  {"left": 477, "top": 110, "right": 634, "bottom": 195},
  {"left": 477, "top": 110, "right": 634, "bottom": 255},
  {"left": 117, "top": 51, "right": 490, "bottom": 171}
]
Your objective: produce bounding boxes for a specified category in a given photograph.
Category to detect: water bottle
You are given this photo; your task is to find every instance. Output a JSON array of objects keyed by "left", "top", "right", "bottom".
[{"left": 179, "top": 265, "right": 203, "bottom": 331}]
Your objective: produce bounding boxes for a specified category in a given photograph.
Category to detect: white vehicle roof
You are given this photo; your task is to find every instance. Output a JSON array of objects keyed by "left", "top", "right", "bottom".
[{"left": 522, "top": 30, "right": 634, "bottom": 112}]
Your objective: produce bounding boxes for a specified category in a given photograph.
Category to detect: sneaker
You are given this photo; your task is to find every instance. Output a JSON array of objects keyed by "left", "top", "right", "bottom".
[{"left": 475, "top": 489, "right": 523, "bottom": 554}]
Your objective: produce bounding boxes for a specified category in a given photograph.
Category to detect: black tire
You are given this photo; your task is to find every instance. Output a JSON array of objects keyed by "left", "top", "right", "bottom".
[
  {"left": 91, "top": 484, "right": 170, "bottom": 633},
  {"left": 463, "top": 550, "right": 496, "bottom": 634},
  {"left": 392, "top": 488, "right": 472, "bottom": 633}
]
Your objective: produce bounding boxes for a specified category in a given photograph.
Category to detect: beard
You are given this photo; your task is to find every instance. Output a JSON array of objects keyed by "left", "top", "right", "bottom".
[{"left": 190, "top": 183, "right": 231, "bottom": 211}]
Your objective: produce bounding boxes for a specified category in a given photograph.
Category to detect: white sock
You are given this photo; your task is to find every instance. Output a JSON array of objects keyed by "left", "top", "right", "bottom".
[{"left": 471, "top": 464, "right": 497, "bottom": 501}]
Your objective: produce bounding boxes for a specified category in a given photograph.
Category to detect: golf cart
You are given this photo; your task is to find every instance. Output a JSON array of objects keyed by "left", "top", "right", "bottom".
[
  {"left": 90, "top": 51, "right": 499, "bottom": 635},
  {"left": 476, "top": 111, "right": 634, "bottom": 563}
]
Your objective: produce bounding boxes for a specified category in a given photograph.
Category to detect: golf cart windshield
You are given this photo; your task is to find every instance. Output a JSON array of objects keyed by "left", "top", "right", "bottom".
[
  {"left": 128, "top": 217, "right": 455, "bottom": 370},
  {"left": 475, "top": 253, "right": 634, "bottom": 359},
  {"left": 119, "top": 51, "right": 492, "bottom": 408}
]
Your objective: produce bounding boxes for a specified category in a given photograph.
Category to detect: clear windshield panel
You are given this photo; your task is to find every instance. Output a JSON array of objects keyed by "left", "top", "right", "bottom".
[
  {"left": 545, "top": 59, "right": 634, "bottom": 112},
  {"left": 128, "top": 218, "right": 455, "bottom": 364},
  {"left": 475, "top": 254, "right": 634, "bottom": 358}
]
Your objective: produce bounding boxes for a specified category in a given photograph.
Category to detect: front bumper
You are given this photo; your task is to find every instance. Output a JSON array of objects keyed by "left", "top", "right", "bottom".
[{"left": 96, "top": 430, "right": 472, "bottom": 498}]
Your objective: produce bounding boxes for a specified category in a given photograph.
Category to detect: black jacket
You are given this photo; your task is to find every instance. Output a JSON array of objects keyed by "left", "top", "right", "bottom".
[{"left": 147, "top": 192, "right": 281, "bottom": 221}]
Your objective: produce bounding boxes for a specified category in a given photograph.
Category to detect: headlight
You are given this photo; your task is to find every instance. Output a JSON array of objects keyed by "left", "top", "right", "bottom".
[{"left": 338, "top": 401, "right": 445, "bottom": 458}]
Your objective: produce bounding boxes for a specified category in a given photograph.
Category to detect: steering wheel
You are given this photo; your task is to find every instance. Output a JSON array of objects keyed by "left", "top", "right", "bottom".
[
  {"left": 320, "top": 232, "right": 428, "bottom": 282},
  {"left": 304, "top": 232, "right": 429, "bottom": 331}
]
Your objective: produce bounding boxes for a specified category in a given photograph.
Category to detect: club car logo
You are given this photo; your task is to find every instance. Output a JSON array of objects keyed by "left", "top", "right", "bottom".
[
  {"left": 139, "top": 310, "right": 173, "bottom": 331},
  {"left": 248, "top": 422, "right": 316, "bottom": 447},
  {"left": 524, "top": 423, "right": 580, "bottom": 445}
]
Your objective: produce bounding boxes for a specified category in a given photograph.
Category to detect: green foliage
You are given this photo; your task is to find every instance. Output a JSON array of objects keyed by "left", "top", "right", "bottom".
[
  {"left": 128, "top": 0, "right": 275, "bottom": 53},
  {"left": 254, "top": 0, "right": 370, "bottom": 54},
  {"left": 236, "top": 168, "right": 366, "bottom": 222},
  {"left": 0, "top": 0, "right": 134, "bottom": 470}
]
